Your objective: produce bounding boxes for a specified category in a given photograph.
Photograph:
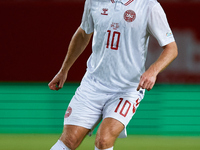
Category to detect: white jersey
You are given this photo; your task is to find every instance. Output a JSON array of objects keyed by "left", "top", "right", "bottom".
[{"left": 81, "top": 0, "right": 175, "bottom": 90}]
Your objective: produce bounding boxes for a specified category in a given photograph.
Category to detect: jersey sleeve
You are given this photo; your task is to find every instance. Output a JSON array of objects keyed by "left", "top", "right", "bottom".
[
  {"left": 147, "top": 3, "right": 175, "bottom": 47},
  {"left": 80, "top": 0, "right": 94, "bottom": 34}
]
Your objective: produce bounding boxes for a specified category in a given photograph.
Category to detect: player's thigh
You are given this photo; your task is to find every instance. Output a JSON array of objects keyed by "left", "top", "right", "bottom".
[
  {"left": 60, "top": 125, "right": 90, "bottom": 148},
  {"left": 95, "top": 118, "right": 124, "bottom": 148}
]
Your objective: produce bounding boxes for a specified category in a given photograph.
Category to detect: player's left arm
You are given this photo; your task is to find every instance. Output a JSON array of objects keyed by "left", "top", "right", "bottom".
[{"left": 137, "top": 41, "right": 178, "bottom": 91}]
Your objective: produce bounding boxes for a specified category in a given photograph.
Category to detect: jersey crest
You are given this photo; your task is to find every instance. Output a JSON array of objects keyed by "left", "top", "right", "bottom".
[{"left": 124, "top": 10, "right": 136, "bottom": 22}]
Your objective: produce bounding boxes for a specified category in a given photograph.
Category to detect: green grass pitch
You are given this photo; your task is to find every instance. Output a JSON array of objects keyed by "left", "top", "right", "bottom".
[{"left": 0, "top": 134, "right": 200, "bottom": 150}]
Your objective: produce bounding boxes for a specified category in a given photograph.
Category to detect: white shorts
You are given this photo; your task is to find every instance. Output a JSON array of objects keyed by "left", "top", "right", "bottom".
[{"left": 64, "top": 73, "right": 144, "bottom": 138}]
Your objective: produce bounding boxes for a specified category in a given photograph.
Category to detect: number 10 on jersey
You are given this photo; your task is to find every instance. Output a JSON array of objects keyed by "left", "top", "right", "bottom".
[{"left": 106, "top": 30, "right": 121, "bottom": 50}]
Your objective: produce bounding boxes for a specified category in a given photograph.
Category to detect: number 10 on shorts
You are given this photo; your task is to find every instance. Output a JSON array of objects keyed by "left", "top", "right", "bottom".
[{"left": 114, "top": 98, "right": 139, "bottom": 117}]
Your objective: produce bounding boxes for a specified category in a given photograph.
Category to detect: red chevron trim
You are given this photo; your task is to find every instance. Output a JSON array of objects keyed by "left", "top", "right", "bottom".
[{"left": 124, "top": 0, "right": 134, "bottom": 6}]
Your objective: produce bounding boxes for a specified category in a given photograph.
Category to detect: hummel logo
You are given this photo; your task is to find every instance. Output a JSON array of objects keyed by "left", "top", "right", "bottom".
[{"left": 101, "top": 8, "right": 108, "bottom": 15}]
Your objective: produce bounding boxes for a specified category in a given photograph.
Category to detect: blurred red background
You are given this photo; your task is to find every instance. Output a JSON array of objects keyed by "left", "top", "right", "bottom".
[{"left": 0, "top": 0, "right": 200, "bottom": 83}]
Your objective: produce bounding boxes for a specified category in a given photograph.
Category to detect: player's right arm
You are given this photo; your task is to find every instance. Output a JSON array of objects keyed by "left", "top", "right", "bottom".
[{"left": 48, "top": 27, "right": 93, "bottom": 91}]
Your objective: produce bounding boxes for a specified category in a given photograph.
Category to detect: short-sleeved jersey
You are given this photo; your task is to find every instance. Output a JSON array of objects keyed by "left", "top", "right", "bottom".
[{"left": 81, "top": 0, "right": 175, "bottom": 90}]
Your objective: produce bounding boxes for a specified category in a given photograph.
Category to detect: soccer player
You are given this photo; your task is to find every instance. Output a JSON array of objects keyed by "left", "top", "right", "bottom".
[{"left": 48, "top": 0, "right": 178, "bottom": 150}]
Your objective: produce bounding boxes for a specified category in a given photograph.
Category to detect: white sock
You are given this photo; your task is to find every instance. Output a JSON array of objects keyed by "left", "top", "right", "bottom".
[
  {"left": 50, "top": 140, "right": 71, "bottom": 150},
  {"left": 95, "top": 146, "right": 113, "bottom": 150}
]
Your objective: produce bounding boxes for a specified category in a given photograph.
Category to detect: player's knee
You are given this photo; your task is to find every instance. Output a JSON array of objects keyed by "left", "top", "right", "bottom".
[
  {"left": 61, "top": 135, "right": 80, "bottom": 149},
  {"left": 95, "top": 136, "right": 110, "bottom": 149}
]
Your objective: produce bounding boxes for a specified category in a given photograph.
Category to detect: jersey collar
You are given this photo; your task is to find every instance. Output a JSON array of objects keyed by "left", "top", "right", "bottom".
[{"left": 111, "top": 0, "right": 134, "bottom": 6}]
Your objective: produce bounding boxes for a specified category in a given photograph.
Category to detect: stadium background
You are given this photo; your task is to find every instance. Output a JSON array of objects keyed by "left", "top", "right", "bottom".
[{"left": 0, "top": 0, "right": 200, "bottom": 149}]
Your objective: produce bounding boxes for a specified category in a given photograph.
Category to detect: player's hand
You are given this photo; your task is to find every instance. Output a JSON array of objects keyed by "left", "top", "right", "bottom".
[
  {"left": 48, "top": 70, "right": 68, "bottom": 91},
  {"left": 137, "top": 70, "right": 157, "bottom": 91}
]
